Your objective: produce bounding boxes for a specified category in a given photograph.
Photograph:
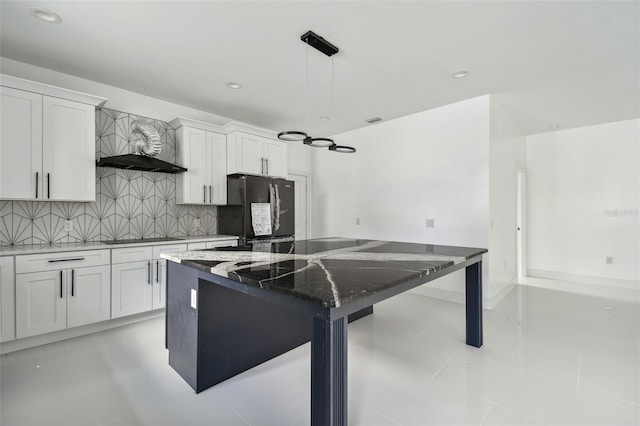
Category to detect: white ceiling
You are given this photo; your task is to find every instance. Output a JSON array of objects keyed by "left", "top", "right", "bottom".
[{"left": 1, "top": 1, "right": 638, "bottom": 137}]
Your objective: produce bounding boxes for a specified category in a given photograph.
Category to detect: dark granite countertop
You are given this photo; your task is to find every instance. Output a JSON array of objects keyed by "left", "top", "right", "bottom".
[{"left": 161, "top": 237, "right": 487, "bottom": 308}]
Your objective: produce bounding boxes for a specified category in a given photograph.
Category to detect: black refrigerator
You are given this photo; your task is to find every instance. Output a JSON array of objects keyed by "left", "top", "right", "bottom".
[{"left": 217, "top": 174, "right": 295, "bottom": 244}]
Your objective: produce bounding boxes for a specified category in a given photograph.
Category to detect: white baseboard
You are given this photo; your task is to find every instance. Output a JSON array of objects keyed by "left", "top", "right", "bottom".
[
  {"left": 0, "top": 310, "right": 165, "bottom": 355},
  {"left": 527, "top": 269, "right": 639, "bottom": 290},
  {"left": 518, "top": 276, "right": 640, "bottom": 302},
  {"left": 408, "top": 282, "right": 516, "bottom": 310}
]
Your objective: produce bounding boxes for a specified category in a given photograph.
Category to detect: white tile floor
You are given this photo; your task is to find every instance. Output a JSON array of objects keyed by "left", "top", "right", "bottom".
[{"left": 1, "top": 284, "right": 639, "bottom": 426}]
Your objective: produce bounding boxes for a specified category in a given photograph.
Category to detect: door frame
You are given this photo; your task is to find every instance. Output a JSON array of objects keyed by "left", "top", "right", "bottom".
[
  {"left": 516, "top": 170, "right": 527, "bottom": 281},
  {"left": 288, "top": 170, "right": 312, "bottom": 240}
]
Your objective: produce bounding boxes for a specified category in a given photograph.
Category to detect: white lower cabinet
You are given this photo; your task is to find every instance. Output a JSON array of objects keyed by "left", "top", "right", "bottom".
[
  {"left": 1, "top": 256, "right": 16, "bottom": 342},
  {"left": 187, "top": 239, "right": 238, "bottom": 250},
  {"left": 111, "top": 244, "right": 187, "bottom": 318},
  {"left": 15, "top": 250, "right": 111, "bottom": 339}
]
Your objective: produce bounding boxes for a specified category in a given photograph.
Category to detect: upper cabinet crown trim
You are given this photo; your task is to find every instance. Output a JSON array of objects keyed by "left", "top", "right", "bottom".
[
  {"left": 0, "top": 74, "right": 107, "bottom": 108},
  {"left": 170, "top": 116, "right": 277, "bottom": 140}
]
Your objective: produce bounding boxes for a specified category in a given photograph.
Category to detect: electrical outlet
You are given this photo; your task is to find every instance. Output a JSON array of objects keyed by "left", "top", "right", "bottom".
[
  {"left": 356, "top": 218, "right": 360, "bottom": 225},
  {"left": 605, "top": 256, "right": 614, "bottom": 264},
  {"left": 604, "top": 307, "right": 613, "bottom": 317},
  {"left": 425, "top": 218, "right": 435, "bottom": 228},
  {"left": 64, "top": 220, "right": 73, "bottom": 232},
  {"left": 191, "top": 289, "right": 198, "bottom": 309},
  {"left": 193, "top": 218, "right": 200, "bottom": 229}
]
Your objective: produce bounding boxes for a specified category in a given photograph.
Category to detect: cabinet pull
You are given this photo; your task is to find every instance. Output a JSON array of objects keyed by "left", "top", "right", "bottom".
[
  {"left": 148, "top": 261, "right": 151, "bottom": 285},
  {"left": 261, "top": 158, "right": 264, "bottom": 174},
  {"left": 266, "top": 158, "right": 269, "bottom": 175},
  {"left": 35, "top": 172, "right": 39, "bottom": 198},
  {"left": 203, "top": 185, "right": 206, "bottom": 203},
  {"left": 60, "top": 270, "right": 63, "bottom": 298},
  {"left": 47, "top": 173, "right": 50, "bottom": 199},
  {"left": 48, "top": 258, "right": 85, "bottom": 263},
  {"left": 209, "top": 185, "right": 212, "bottom": 203},
  {"left": 71, "top": 269, "right": 75, "bottom": 297},
  {"left": 156, "top": 260, "right": 159, "bottom": 283}
]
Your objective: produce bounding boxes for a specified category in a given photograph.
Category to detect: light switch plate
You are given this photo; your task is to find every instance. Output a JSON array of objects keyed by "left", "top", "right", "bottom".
[
  {"left": 190, "top": 289, "right": 197, "bottom": 309},
  {"left": 64, "top": 220, "right": 73, "bottom": 232}
]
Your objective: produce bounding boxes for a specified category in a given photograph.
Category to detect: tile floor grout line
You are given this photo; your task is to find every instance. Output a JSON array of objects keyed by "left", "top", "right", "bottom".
[
  {"left": 576, "top": 354, "right": 583, "bottom": 388},
  {"left": 490, "top": 401, "right": 554, "bottom": 426},
  {"left": 478, "top": 401, "right": 494, "bottom": 426},
  {"left": 215, "top": 392, "right": 253, "bottom": 426},
  {"left": 431, "top": 350, "right": 459, "bottom": 378},
  {"left": 348, "top": 394, "right": 403, "bottom": 426}
]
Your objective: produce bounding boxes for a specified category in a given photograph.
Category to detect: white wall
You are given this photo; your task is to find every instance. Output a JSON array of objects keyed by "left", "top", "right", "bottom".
[
  {"left": 526, "top": 119, "right": 640, "bottom": 289},
  {"left": 488, "top": 95, "right": 526, "bottom": 303},
  {"left": 311, "top": 95, "right": 491, "bottom": 301}
]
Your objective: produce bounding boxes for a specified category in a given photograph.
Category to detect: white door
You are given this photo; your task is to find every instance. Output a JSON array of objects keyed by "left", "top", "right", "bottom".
[
  {"left": 289, "top": 173, "right": 308, "bottom": 240},
  {"left": 238, "top": 133, "right": 265, "bottom": 176},
  {"left": 111, "top": 261, "right": 153, "bottom": 318},
  {"left": 0, "top": 87, "right": 43, "bottom": 200},
  {"left": 264, "top": 140, "right": 288, "bottom": 178},
  {"left": 42, "top": 96, "right": 95, "bottom": 201},
  {"left": 16, "top": 270, "right": 66, "bottom": 338},
  {"left": 208, "top": 132, "right": 228, "bottom": 204},
  {"left": 516, "top": 171, "right": 527, "bottom": 281},
  {"left": 67, "top": 265, "right": 111, "bottom": 328}
]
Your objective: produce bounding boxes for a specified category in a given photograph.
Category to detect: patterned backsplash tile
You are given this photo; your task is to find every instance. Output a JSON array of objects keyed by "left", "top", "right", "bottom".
[{"left": 0, "top": 108, "right": 217, "bottom": 246}]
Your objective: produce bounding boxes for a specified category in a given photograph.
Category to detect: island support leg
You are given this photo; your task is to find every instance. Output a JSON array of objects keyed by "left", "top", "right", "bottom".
[
  {"left": 311, "top": 316, "right": 347, "bottom": 426},
  {"left": 465, "top": 260, "right": 483, "bottom": 347}
]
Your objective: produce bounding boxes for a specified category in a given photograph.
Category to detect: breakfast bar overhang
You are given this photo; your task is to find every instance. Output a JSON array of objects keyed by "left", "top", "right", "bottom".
[{"left": 162, "top": 238, "right": 487, "bottom": 426}]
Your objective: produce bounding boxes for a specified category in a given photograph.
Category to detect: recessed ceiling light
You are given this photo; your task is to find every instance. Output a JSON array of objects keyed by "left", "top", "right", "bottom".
[
  {"left": 366, "top": 116, "right": 383, "bottom": 124},
  {"left": 549, "top": 124, "right": 560, "bottom": 129},
  {"left": 226, "top": 82, "right": 242, "bottom": 89},
  {"left": 29, "top": 8, "right": 62, "bottom": 24},
  {"left": 319, "top": 116, "right": 331, "bottom": 121},
  {"left": 451, "top": 70, "right": 469, "bottom": 79}
]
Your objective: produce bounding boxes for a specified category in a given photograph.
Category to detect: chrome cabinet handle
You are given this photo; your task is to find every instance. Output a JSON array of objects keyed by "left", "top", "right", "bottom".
[
  {"left": 156, "top": 260, "right": 159, "bottom": 283},
  {"left": 60, "top": 270, "right": 63, "bottom": 298},
  {"left": 47, "top": 173, "right": 50, "bottom": 199},
  {"left": 209, "top": 185, "right": 212, "bottom": 203},
  {"left": 35, "top": 172, "right": 39, "bottom": 198},
  {"left": 148, "top": 261, "right": 151, "bottom": 285},
  {"left": 266, "top": 158, "right": 269, "bottom": 175},
  {"left": 71, "top": 269, "right": 75, "bottom": 297},
  {"left": 203, "top": 185, "right": 206, "bottom": 203}
]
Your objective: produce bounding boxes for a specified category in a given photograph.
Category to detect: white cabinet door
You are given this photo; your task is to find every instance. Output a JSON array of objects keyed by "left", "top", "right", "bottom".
[
  {"left": 207, "top": 131, "right": 227, "bottom": 204},
  {"left": 154, "top": 259, "right": 167, "bottom": 310},
  {"left": 236, "top": 133, "right": 265, "bottom": 176},
  {"left": 66, "top": 265, "right": 111, "bottom": 328},
  {"left": 187, "top": 242, "right": 207, "bottom": 250},
  {"left": 264, "top": 139, "right": 288, "bottom": 178},
  {"left": 111, "top": 261, "right": 153, "bottom": 318},
  {"left": 0, "top": 87, "right": 42, "bottom": 200},
  {"left": 42, "top": 97, "right": 95, "bottom": 201},
  {"left": 16, "top": 270, "right": 66, "bottom": 338},
  {"left": 176, "top": 126, "right": 208, "bottom": 204},
  {"left": 1, "top": 256, "right": 16, "bottom": 342}
]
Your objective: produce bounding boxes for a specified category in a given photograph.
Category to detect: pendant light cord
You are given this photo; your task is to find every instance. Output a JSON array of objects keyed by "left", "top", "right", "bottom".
[{"left": 305, "top": 43, "right": 309, "bottom": 132}]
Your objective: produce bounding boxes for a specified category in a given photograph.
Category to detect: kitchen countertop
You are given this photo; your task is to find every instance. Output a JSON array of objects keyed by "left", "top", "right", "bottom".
[
  {"left": 0, "top": 234, "right": 238, "bottom": 256},
  {"left": 161, "top": 237, "right": 487, "bottom": 308}
]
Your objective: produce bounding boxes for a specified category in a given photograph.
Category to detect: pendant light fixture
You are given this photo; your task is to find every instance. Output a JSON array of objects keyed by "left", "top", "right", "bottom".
[{"left": 277, "top": 31, "right": 356, "bottom": 153}]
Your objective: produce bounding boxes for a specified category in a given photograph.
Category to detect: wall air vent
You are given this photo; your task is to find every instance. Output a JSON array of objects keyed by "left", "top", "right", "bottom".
[{"left": 366, "top": 116, "right": 383, "bottom": 124}]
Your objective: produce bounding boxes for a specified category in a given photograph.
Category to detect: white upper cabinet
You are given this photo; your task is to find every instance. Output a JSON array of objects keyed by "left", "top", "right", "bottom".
[
  {"left": 0, "top": 75, "right": 106, "bottom": 202},
  {"left": 227, "top": 131, "right": 288, "bottom": 179},
  {"left": 172, "top": 118, "right": 227, "bottom": 205}
]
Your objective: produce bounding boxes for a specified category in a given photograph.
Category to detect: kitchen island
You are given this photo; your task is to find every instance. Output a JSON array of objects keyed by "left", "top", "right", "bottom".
[{"left": 162, "top": 238, "right": 487, "bottom": 426}]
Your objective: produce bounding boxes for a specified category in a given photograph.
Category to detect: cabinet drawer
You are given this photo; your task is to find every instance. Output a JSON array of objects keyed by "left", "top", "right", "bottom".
[
  {"left": 16, "top": 250, "right": 110, "bottom": 274},
  {"left": 187, "top": 242, "right": 206, "bottom": 250},
  {"left": 206, "top": 239, "right": 238, "bottom": 248},
  {"left": 152, "top": 244, "right": 187, "bottom": 259},
  {"left": 111, "top": 246, "right": 153, "bottom": 264}
]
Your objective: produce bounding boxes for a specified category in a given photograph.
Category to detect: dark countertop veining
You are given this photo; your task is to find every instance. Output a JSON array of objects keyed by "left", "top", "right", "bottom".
[{"left": 162, "top": 237, "right": 487, "bottom": 308}]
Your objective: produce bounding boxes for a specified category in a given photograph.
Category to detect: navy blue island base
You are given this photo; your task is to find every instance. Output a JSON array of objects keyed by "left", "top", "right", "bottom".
[{"left": 163, "top": 238, "right": 486, "bottom": 426}]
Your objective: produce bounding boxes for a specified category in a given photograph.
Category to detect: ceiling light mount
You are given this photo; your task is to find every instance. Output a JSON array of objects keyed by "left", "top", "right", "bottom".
[
  {"left": 451, "top": 70, "right": 469, "bottom": 79},
  {"left": 278, "top": 30, "right": 355, "bottom": 154},
  {"left": 226, "top": 82, "right": 242, "bottom": 89},
  {"left": 300, "top": 31, "right": 339, "bottom": 57}
]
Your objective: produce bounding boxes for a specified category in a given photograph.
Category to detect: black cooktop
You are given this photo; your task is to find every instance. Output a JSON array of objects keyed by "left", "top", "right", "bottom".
[{"left": 101, "top": 237, "right": 185, "bottom": 245}]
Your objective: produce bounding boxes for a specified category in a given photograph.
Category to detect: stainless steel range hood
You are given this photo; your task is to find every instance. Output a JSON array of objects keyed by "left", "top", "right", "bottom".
[{"left": 96, "top": 154, "right": 187, "bottom": 174}]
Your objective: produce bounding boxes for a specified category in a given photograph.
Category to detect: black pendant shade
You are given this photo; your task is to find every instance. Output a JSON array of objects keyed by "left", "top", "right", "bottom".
[{"left": 278, "top": 30, "right": 356, "bottom": 154}]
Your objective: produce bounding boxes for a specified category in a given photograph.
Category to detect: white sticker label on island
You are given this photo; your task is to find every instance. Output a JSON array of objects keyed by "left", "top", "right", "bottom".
[{"left": 191, "top": 289, "right": 197, "bottom": 309}]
